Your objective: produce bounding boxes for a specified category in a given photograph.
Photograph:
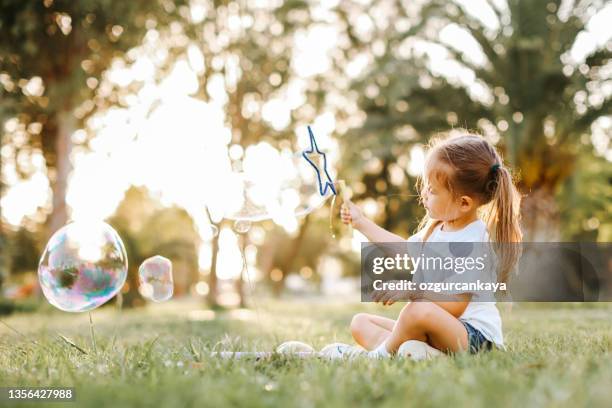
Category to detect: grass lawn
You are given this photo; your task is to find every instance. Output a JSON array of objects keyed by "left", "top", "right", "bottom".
[{"left": 1, "top": 299, "right": 611, "bottom": 407}]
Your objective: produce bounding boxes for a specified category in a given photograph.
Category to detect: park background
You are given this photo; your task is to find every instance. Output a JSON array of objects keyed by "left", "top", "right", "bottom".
[{"left": 0, "top": 1, "right": 611, "bottom": 407}]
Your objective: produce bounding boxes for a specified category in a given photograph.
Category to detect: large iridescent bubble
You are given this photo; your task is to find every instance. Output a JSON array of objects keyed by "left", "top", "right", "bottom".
[
  {"left": 38, "top": 221, "right": 128, "bottom": 312},
  {"left": 138, "top": 255, "right": 173, "bottom": 302}
]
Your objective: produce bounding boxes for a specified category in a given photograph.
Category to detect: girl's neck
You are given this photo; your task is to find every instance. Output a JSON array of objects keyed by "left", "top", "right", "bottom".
[{"left": 441, "top": 212, "right": 479, "bottom": 232}]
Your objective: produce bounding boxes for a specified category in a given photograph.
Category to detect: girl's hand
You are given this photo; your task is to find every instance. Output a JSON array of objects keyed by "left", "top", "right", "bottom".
[
  {"left": 371, "top": 287, "right": 404, "bottom": 306},
  {"left": 340, "top": 200, "right": 365, "bottom": 229}
]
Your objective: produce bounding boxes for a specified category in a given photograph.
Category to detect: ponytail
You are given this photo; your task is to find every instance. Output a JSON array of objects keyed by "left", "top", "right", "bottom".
[{"left": 483, "top": 165, "right": 523, "bottom": 283}]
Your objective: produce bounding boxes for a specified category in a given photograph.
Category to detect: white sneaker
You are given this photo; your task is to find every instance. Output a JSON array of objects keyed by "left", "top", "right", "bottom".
[
  {"left": 397, "top": 340, "right": 444, "bottom": 361},
  {"left": 276, "top": 341, "right": 315, "bottom": 354},
  {"left": 319, "top": 343, "right": 367, "bottom": 360}
]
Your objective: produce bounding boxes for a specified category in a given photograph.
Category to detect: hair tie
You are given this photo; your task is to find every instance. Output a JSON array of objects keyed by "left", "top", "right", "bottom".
[{"left": 490, "top": 163, "right": 501, "bottom": 173}]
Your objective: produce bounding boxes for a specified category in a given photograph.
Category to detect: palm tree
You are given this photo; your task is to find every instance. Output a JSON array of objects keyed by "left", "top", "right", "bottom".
[{"left": 347, "top": 0, "right": 611, "bottom": 240}]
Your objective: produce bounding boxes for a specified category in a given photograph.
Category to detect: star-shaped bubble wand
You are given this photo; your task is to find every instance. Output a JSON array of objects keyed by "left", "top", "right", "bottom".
[
  {"left": 302, "top": 126, "right": 337, "bottom": 197},
  {"left": 301, "top": 126, "right": 353, "bottom": 238}
]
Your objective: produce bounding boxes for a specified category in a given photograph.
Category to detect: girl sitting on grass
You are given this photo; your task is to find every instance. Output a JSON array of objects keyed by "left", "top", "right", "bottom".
[{"left": 341, "top": 133, "right": 522, "bottom": 358}]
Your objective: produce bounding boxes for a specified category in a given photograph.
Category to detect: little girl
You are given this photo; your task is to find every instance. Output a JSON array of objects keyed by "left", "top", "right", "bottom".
[{"left": 341, "top": 133, "right": 522, "bottom": 356}]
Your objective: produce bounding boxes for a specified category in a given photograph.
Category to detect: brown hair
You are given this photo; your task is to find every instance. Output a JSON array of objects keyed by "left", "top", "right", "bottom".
[{"left": 416, "top": 133, "right": 522, "bottom": 283}]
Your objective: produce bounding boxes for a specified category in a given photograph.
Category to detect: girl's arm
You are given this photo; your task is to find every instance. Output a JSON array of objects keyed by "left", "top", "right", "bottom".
[
  {"left": 355, "top": 217, "right": 406, "bottom": 243},
  {"left": 341, "top": 201, "right": 405, "bottom": 243},
  {"left": 342, "top": 200, "right": 471, "bottom": 317}
]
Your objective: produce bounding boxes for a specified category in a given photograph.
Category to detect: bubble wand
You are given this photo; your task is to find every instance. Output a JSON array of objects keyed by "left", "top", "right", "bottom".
[{"left": 338, "top": 180, "right": 353, "bottom": 237}]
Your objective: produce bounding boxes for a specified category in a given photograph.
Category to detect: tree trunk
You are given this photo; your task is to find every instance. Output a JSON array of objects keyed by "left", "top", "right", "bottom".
[
  {"left": 0, "top": 132, "right": 8, "bottom": 295},
  {"left": 207, "top": 233, "right": 219, "bottom": 307},
  {"left": 0, "top": 222, "right": 5, "bottom": 295},
  {"left": 204, "top": 208, "right": 220, "bottom": 308},
  {"left": 122, "top": 264, "right": 143, "bottom": 308},
  {"left": 236, "top": 234, "right": 246, "bottom": 308},
  {"left": 207, "top": 226, "right": 220, "bottom": 308},
  {"left": 520, "top": 186, "right": 561, "bottom": 241},
  {"left": 48, "top": 110, "right": 74, "bottom": 235}
]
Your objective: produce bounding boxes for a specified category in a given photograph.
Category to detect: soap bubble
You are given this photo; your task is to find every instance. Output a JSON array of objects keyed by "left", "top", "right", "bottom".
[
  {"left": 38, "top": 221, "right": 128, "bottom": 312},
  {"left": 207, "top": 145, "right": 334, "bottom": 224},
  {"left": 233, "top": 220, "right": 252, "bottom": 234},
  {"left": 138, "top": 255, "right": 173, "bottom": 302}
]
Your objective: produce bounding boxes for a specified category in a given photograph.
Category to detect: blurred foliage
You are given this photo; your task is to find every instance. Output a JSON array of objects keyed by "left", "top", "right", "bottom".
[
  {"left": 0, "top": 0, "right": 188, "bottom": 159},
  {"left": 0, "top": 297, "right": 40, "bottom": 316},
  {"left": 180, "top": 0, "right": 317, "bottom": 148},
  {"left": 1, "top": 0, "right": 611, "bottom": 304},
  {"left": 0, "top": 218, "right": 45, "bottom": 282},
  {"left": 5, "top": 226, "right": 39, "bottom": 274},
  {"left": 335, "top": 0, "right": 611, "bottom": 240},
  {"left": 558, "top": 145, "right": 612, "bottom": 240},
  {"left": 107, "top": 186, "right": 200, "bottom": 307},
  {"left": 0, "top": 0, "right": 188, "bottom": 233},
  {"left": 257, "top": 216, "right": 328, "bottom": 291},
  {"left": 0, "top": 223, "right": 6, "bottom": 290},
  {"left": 166, "top": 0, "right": 334, "bottom": 301}
]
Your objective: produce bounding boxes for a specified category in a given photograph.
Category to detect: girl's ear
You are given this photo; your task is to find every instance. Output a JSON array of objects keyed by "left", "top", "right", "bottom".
[{"left": 459, "top": 195, "right": 475, "bottom": 213}]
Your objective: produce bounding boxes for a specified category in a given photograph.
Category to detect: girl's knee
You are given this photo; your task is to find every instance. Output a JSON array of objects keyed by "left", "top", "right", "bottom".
[
  {"left": 350, "top": 313, "right": 370, "bottom": 338},
  {"left": 399, "top": 302, "right": 435, "bottom": 327}
]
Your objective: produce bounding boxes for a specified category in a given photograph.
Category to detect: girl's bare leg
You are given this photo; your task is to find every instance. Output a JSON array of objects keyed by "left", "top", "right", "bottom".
[
  {"left": 384, "top": 302, "right": 469, "bottom": 353},
  {"left": 350, "top": 313, "right": 396, "bottom": 350}
]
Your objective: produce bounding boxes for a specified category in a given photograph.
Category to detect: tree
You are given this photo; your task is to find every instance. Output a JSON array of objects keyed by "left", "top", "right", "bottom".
[
  {"left": 6, "top": 226, "right": 39, "bottom": 275},
  {"left": 256, "top": 216, "right": 335, "bottom": 295},
  {"left": 1, "top": 0, "right": 331, "bottom": 305},
  {"left": 172, "top": 1, "right": 329, "bottom": 305},
  {"left": 204, "top": 208, "right": 221, "bottom": 308},
  {"left": 108, "top": 186, "right": 200, "bottom": 307},
  {"left": 342, "top": 0, "right": 611, "bottom": 240},
  {"left": 557, "top": 143, "right": 612, "bottom": 241},
  {"left": 0, "top": 0, "right": 186, "bottom": 236}
]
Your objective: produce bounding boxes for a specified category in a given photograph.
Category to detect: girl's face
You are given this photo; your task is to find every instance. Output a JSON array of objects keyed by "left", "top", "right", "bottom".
[
  {"left": 422, "top": 178, "right": 462, "bottom": 221},
  {"left": 421, "top": 157, "right": 477, "bottom": 222}
]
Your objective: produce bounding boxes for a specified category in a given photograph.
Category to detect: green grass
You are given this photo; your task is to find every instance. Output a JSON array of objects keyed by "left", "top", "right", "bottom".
[{"left": 1, "top": 300, "right": 611, "bottom": 407}]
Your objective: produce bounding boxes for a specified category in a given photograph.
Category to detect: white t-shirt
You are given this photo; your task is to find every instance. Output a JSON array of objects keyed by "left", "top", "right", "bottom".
[{"left": 407, "top": 219, "right": 504, "bottom": 348}]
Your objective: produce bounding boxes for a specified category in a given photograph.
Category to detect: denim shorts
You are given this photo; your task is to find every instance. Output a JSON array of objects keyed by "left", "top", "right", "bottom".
[{"left": 461, "top": 321, "right": 493, "bottom": 354}]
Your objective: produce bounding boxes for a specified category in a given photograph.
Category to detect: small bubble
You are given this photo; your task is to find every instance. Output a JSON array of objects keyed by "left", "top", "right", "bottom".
[{"left": 138, "top": 255, "right": 173, "bottom": 302}]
